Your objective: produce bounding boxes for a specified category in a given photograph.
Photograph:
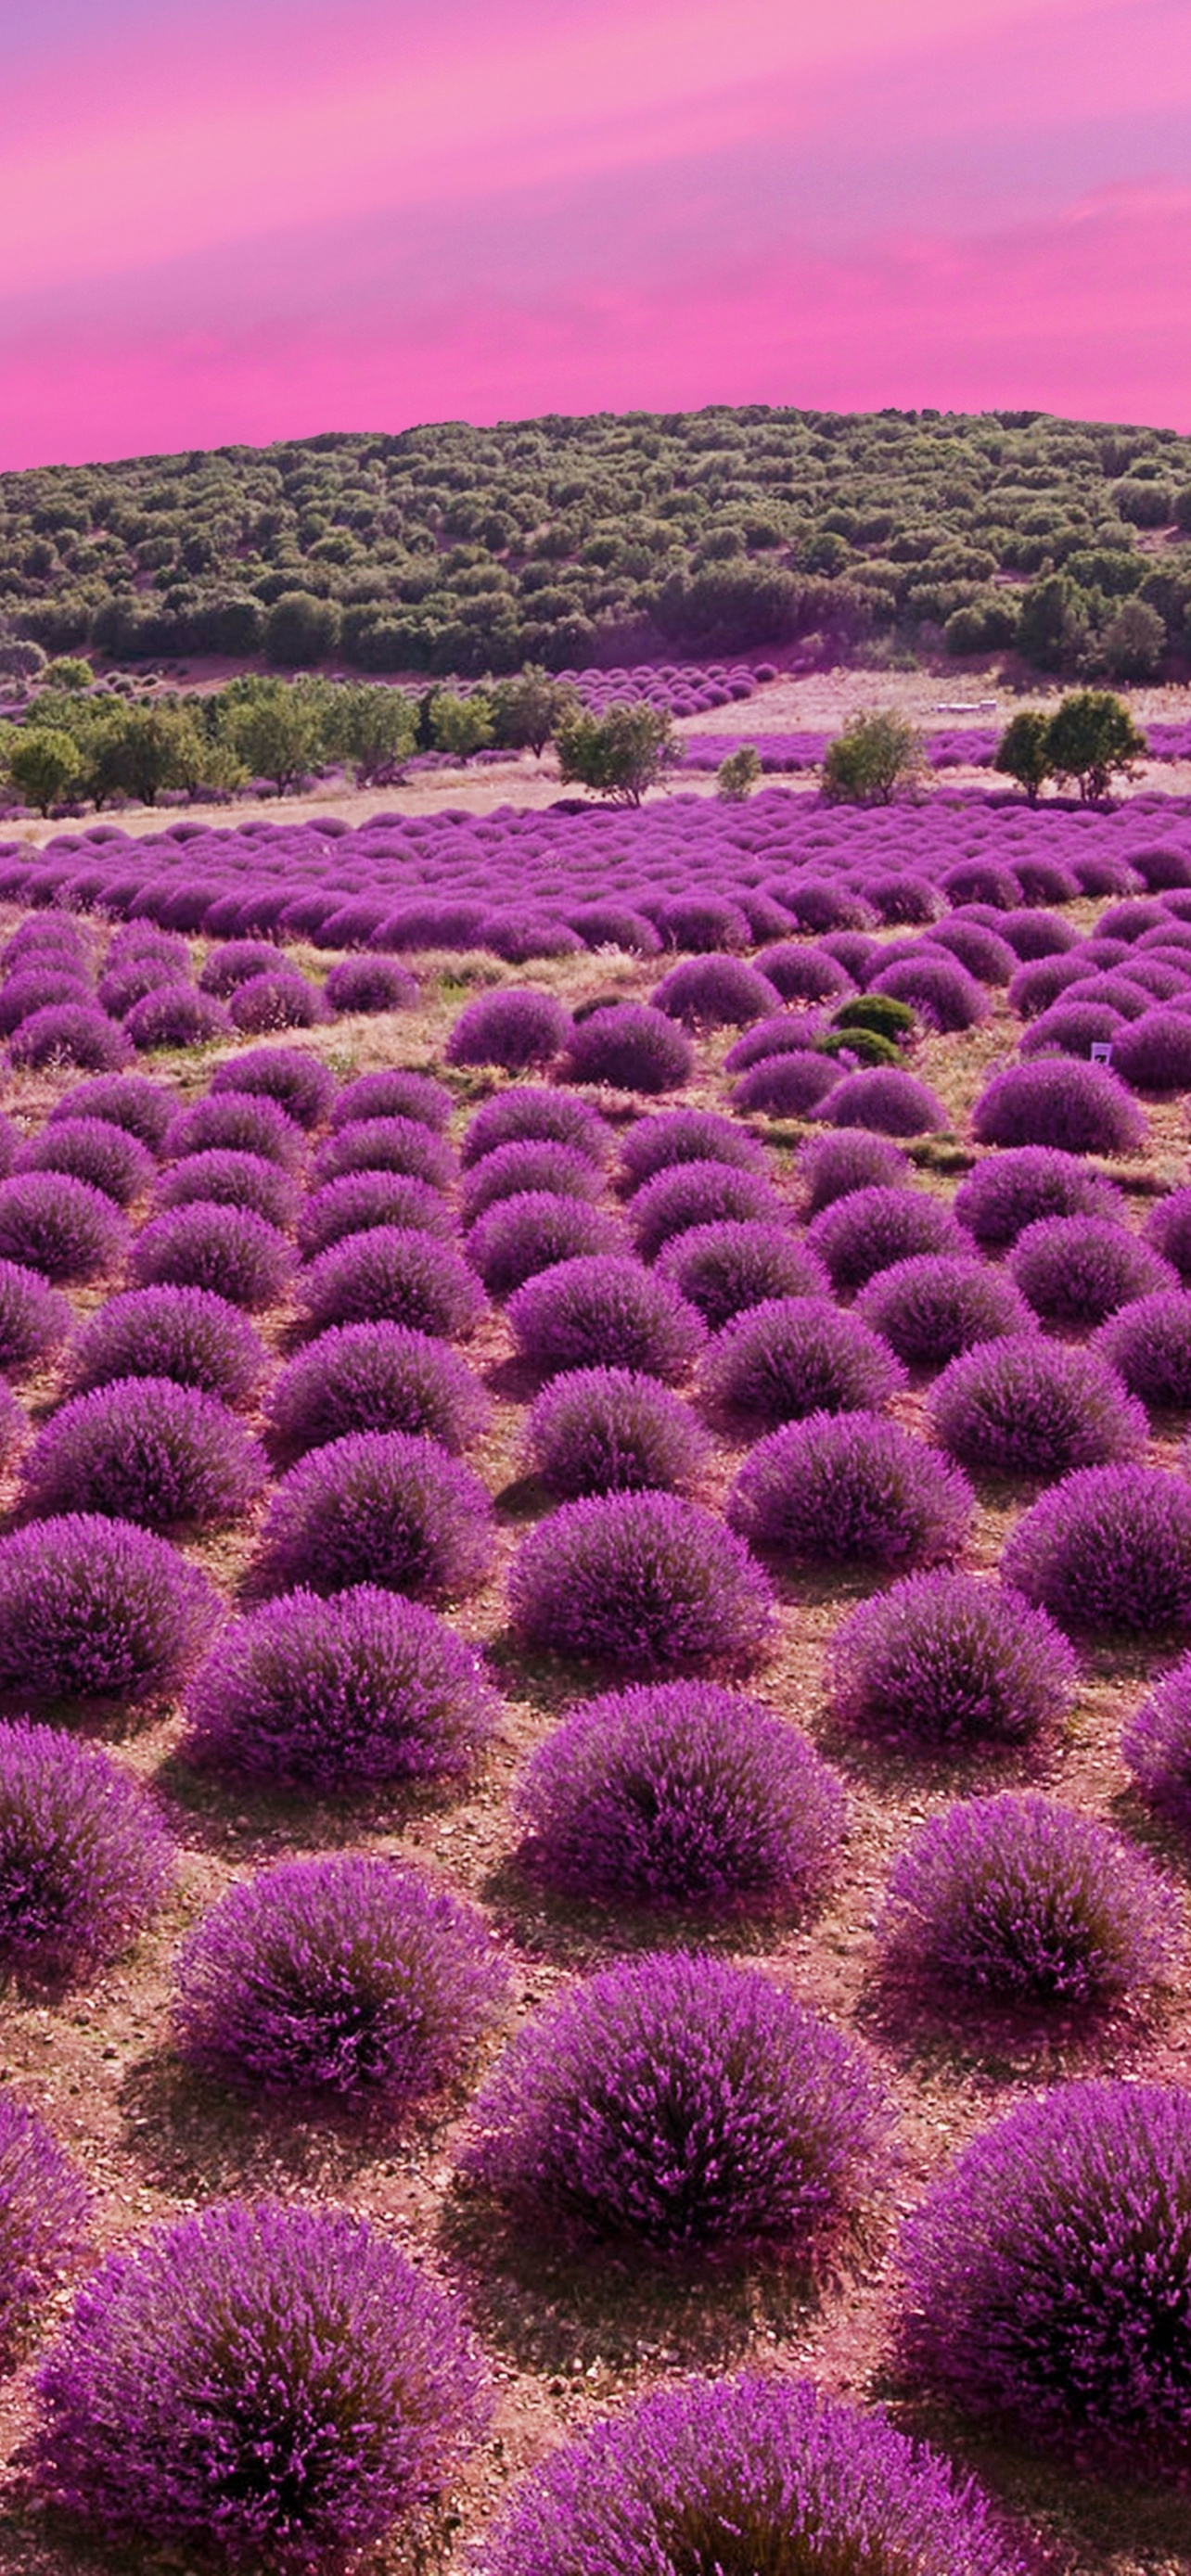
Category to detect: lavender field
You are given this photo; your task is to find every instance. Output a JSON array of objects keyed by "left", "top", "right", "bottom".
[{"left": 0, "top": 781, "right": 1188, "bottom": 2572}]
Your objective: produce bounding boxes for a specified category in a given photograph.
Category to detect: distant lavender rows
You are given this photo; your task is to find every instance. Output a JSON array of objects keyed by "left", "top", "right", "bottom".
[{"left": 683, "top": 721, "right": 1191, "bottom": 772}]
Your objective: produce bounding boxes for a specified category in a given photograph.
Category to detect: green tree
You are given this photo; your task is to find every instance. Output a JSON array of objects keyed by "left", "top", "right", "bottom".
[
  {"left": 1017, "top": 573, "right": 1091, "bottom": 673},
  {"left": 556, "top": 703, "right": 675, "bottom": 805},
  {"left": 220, "top": 681, "right": 327, "bottom": 791},
  {"left": 7, "top": 726, "right": 83, "bottom": 813},
  {"left": 263, "top": 591, "right": 340, "bottom": 668},
  {"left": 821, "top": 708, "right": 924, "bottom": 805},
  {"left": 42, "top": 656, "right": 94, "bottom": 691},
  {"left": 324, "top": 683, "right": 416, "bottom": 782},
  {"left": 490, "top": 664, "right": 577, "bottom": 755},
  {"left": 994, "top": 708, "right": 1054, "bottom": 805},
  {"left": 1044, "top": 689, "right": 1146, "bottom": 804},
  {"left": 716, "top": 746, "right": 762, "bottom": 800},
  {"left": 429, "top": 692, "right": 494, "bottom": 758},
  {"left": 1101, "top": 598, "right": 1166, "bottom": 682}
]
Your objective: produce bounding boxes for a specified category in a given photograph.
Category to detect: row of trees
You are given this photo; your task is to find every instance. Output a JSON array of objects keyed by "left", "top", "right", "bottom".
[
  {"left": 817, "top": 693, "right": 1148, "bottom": 808},
  {"left": 2, "top": 404, "right": 1191, "bottom": 679}
]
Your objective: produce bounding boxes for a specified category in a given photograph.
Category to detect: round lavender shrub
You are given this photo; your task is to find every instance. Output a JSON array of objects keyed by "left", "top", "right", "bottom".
[
  {"left": 879, "top": 1791, "right": 1178, "bottom": 2010},
  {"left": 22, "top": 1377, "right": 266, "bottom": 1536},
  {"left": 1002, "top": 1464, "right": 1191, "bottom": 1635},
  {"left": 252, "top": 1430, "right": 493, "bottom": 1604},
  {"left": 299, "top": 1167, "right": 455, "bottom": 1260},
  {"left": 445, "top": 986, "right": 570, "bottom": 1073},
  {"left": 618, "top": 1105, "right": 767, "bottom": 1192},
  {"left": 3, "top": 920, "right": 90, "bottom": 976},
  {"left": 323, "top": 953, "right": 418, "bottom": 1017},
  {"left": 732, "top": 1051, "right": 841, "bottom": 1116},
  {"left": 0, "top": 1515, "right": 218, "bottom": 1715},
  {"left": 18, "top": 1117, "right": 152, "bottom": 1208},
  {"left": 267, "top": 1322, "right": 489, "bottom": 1463},
  {"left": 124, "top": 983, "right": 230, "bottom": 1052},
  {"left": 0, "top": 1719, "right": 172, "bottom": 1978},
  {"left": 330, "top": 1065, "right": 451, "bottom": 1132},
  {"left": 507, "top": 1490, "right": 774, "bottom": 1677},
  {"left": 516, "top": 1680, "right": 846, "bottom": 1911},
  {"left": 797, "top": 1127, "right": 909, "bottom": 1213},
  {"left": 1143, "top": 1185, "right": 1191, "bottom": 1282},
  {"left": 467, "top": 1192, "right": 625, "bottom": 1297},
  {"left": 869, "top": 952, "right": 990, "bottom": 1031},
  {"left": 650, "top": 956, "right": 780, "bottom": 1030},
  {"left": 526, "top": 1367, "right": 707, "bottom": 1499},
  {"left": 299, "top": 1226, "right": 485, "bottom": 1339},
  {"left": 49, "top": 1073, "right": 177, "bottom": 1154},
  {"left": 1009, "top": 1215, "right": 1176, "bottom": 1328},
  {"left": 465, "top": 1952, "right": 889, "bottom": 2256},
  {"left": 1122, "top": 1657, "right": 1191, "bottom": 1830},
  {"left": 819, "top": 1067, "right": 950, "bottom": 1136},
  {"left": 461, "top": 1084, "right": 610, "bottom": 1171},
  {"left": 0, "top": 2097, "right": 89, "bottom": 2365},
  {"left": 1108, "top": 1007, "right": 1191, "bottom": 1092},
  {"left": 655, "top": 892, "right": 749, "bottom": 951},
  {"left": 808, "top": 1184, "right": 965, "bottom": 1292},
  {"left": 67, "top": 1286, "right": 268, "bottom": 1409},
  {"left": 508, "top": 1256, "right": 704, "bottom": 1383},
  {"left": 826, "top": 1570, "right": 1075, "bottom": 1748},
  {"left": 183, "top": 1585, "right": 496, "bottom": 1786},
  {"left": 656, "top": 1218, "right": 827, "bottom": 1330},
  {"left": 929, "top": 917, "right": 1018, "bottom": 982},
  {"left": 228, "top": 970, "right": 326, "bottom": 1034},
  {"left": 568, "top": 900, "right": 661, "bottom": 954},
  {"left": 930, "top": 1334, "right": 1146, "bottom": 1480},
  {"left": 0, "top": 1173, "right": 127, "bottom": 1285},
  {"left": 0, "top": 969, "right": 91, "bottom": 1033},
  {"left": 155, "top": 1148, "right": 300, "bottom": 1233},
  {"left": 198, "top": 939, "right": 286, "bottom": 999},
  {"left": 857, "top": 1255, "right": 1033, "bottom": 1370},
  {"left": 131, "top": 1203, "right": 294, "bottom": 1312},
  {"left": 480, "top": 2372, "right": 1025, "bottom": 2576},
  {"left": 972, "top": 1058, "right": 1146, "bottom": 1154},
  {"left": 31, "top": 2200, "right": 486, "bottom": 2569},
  {"left": 728, "top": 1412, "right": 973, "bottom": 1572},
  {"left": 210, "top": 1043, "right": 336, "bottom": 1131},
  {"left": 175, "top": 1855, "right": 506, "bottom": 2105},
  {"left": 462, "top": 1139, "right": 602, "bottom": 1227},
  {"left": 563, "top": 1001, "right": 694, "bottom": 1092},
  {"left": 0, "top": 1261, "right": 70, "bottom": 1374},
  {"left": 702, "top": 1297, "right": 903, "bottom": 1430},
  {"left": 165, "top": 1089, "right": 304, "bottom": 1170},
  {"left": 754, "top": 940, "right": 853, "bottom": 1001},
  {"left": 314, "top": 1115, "right": 456, "bottom": 1190},
  {"left": 902, "top": 2080, "right": 1191, "bottom": 2452},
  {"left": 1095, "top": 1293, "right": 1191, "bottom": 1412},
  {"left": 954, "top": 1147, "right": 1125, "bottom": 1246},
  {"left": 629, "top": 1161, "right": 788, "bottom": 1262}
]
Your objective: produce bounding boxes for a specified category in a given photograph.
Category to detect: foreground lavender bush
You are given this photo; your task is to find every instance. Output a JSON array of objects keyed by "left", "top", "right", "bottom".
[
  {"left": 466, "top": 1951, "right": 889, "bottom": 2256},
  {"left": 516, "top": 1680, "right": 846, "bottom": 1910},
  {"left": 826, "top": 1570, "right": 1076, "bottom": 1748},
  {"left": 650, "top": 955, "right": 780, "bottom": 1030},
  {"left": 32, "top": 2201, "right": 486, "bottom": 2570},
  {"left": 329, "top": 1065, "right": 451, "bottom": 1132},
  {"left": 462, "top": 1138, "right": 603, "bottom": 1228},
  {"left": 50, "top": 1072, "right": 178, "bottom": 1154},
  {"left": 857, "top": 1255, "right": 1032, "bottom": 1370},
  {"left": 445, "top": 986, "right": 570, "bottom": 1073},
  {"left": 211, "top": 1043, "right": 336, "bottom": 1130},
  {"left": 702, "top": 1296, "right": 903, "bottom": 1429},
  {"left": 628, "top": 1160, "right": 788, "bottom": 1262},
  {"left": 1143, "top": 1183, "right": 1191, "bottom": 1282},
  {"left": 880, "top": 1792, "right": 1177, "bottom": 2008},
  {"left": 461, "top": 1084, "right": 610, "bottom": 1171},
  {"left": 154, "top": 1146, "right": 301, "bottom": 1231},
  {"left": 563, "top": 1001, "right": 694, "bottom": 1091},
  {"left": 731, "top": 1050, "right": 842, "bottom": 1116},
  {"left": 954, "top": 1145, "right": 1125, "bottom": 1246},
  {"left": 299, "top": 1167, "right": 455, "bottom": 1259},
  {"left": 508, "top": 1490, "right": 774, "bottom": 1677},
  {"left": 131, "top": 1203, "right": 294, "bottom": 1312},
  {"left": 618, "top": 1105, "right": 767, "bottom": 1191},
  {"left": 479, "top": 2372, "right": 1025, "bottom": 2576},
  {"left": 526, "top": 1367, "right": 707, "bottom": 1498},
  {"left": 819, "top": 1067, "right": 949, "bottom": 1136},
  {"left": 67, "top": 1285, "right": 268, "bottom": 1409},
  {"left": 0, "top": 1720, "right": 173, "bottom": 1978},
  {"left": 1002, "top": 1464, "right": 1191, "bottom": 1635},
  {"left": 18, "top": 1118, "right": 153, "bottom": 1209},
  {"left": 0, "top": 1514, "right": 217, "bottom": 1715},
  {"left": 1095, "top": 1290, "right": 1191, "bottom": 1412},
  {"left": 902, "top": 2081, "right": 1191, "bottom": 2452},
  {"left": 0, "top": 2097, "right": 89, "bottom": 2366},
  {"left": 175, "top": 1855, "right": 506, "bottom": 2103},
  {"left": 508, "top": 1255, "right": 704, "bottom": 1383},
  {"left": 267, "top": 1321, "right": 489, "bottom": 1463},
  {"left": 929, "top": 1335, "right": 1146, "bottom": 1479},
  {"left": 298, "top": 1225, "right": 486, "bottom": 1340},
  {"left": 807, "top": 1185, "right": 965, "bottom": 1291},
  {"left": 252, "top": 1430, "right": 494, "bottom": 1603},
  {"left": 971, "top": 1058, "right": 1146, "bottom": 1154},
  {"left": 22, "top": 1377, "right": 266, "bottom": 1536},
  {"left": 9, "top": 1003, "right": 130, "bottom": 1074},
  {"left": 797, "top": 1126, "right": 910, "bottom": 1213},
  {"left": 656, "top": 1219, "right": 827, "bottom": 1330},
  {"left": 1121, "top": 1656, "right": 1191, "bottom": 1832},
  {"left": 163, "top": 1088, "right": 304, "bottom": 1171},
  {"left": 0, "top": 1261, "right": 70, "bottom": 1375},
  {"left": 467, "top": 1190, "right": 625, "bottom": 1296},
  {"left": 0, "top": 1173, "right": 127, "bottom": 1286},
  {"left": 1008, "top": 1214, "right": 1176, "bottom": 1328},
  {"left": 314, "top": 1114, "right": 456, "bottom": 1190},
  {"left": 729, "top": 1412, "right": 973, "bottom": 1572}
]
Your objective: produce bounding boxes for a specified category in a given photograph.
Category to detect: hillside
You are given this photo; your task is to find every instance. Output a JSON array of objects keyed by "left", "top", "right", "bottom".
[{"left": 2, "top": 404, "right": 1191, "bottom": 681}]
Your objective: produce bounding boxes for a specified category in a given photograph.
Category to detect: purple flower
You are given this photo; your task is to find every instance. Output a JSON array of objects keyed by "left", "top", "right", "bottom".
[
  {"left": 650, "top": 955, "right": 780, "bottom": 1029},
  {"left": 753, "top": 940, "right": 854, "bottom": 1001},
  {"left": 211, "top": 1042, "right": 336, "bottom": 1129},
  {"left": 266, "top": 1320, "right": 488, "bottom": 1462},
  {"left": 0, "top": 1513, "right": 218, "bottom": 1714},
  {"left": 0, "top": 1172, "right": 127, "bottom": 1285},
  {"left": 954, "top": 1146, "right": 1125, "bottom": 1245},
  {"left": 467, "top": 1191, "right": 626, "bottom": 1296},
  {"left": 796, "top": 1126, "right": 909, "bottom": 1213},
  {"left": 617, "top": 1105, "right": 767, "bottom": 1191},
  {"left": 928, "top": 1334, "right": 1146, "bottom": 1478},
  {"left": 251, "top": 1429, "right": 494, "bottom": 1602},
  {"left": 124, "top": 983, "right": 231, "bottom": 1051},
  {"left": 731, "top": 1051, "right": 841, "bottom": 1116},
  {"left": 17, "top": 1117, "right": 153, "bottom": 1207},
  {"left": 0, "top": 1260, "right": 71, "bottom": 1374},
  {"left": 857, "top": 1254, "right": 1033, "bottom": 1369},
  {"left": 1095, "top": 1290, "right": 1191, "bottom": 1411},
  {"left": 465, "top": 1951, "right": 890, "bottom": 2255},
  {"left": 298, "top": 1167, "right": 455, "bottom": 1258},
  {"left": 808, "top": 1184, "right": 965, "bottom": 1291},
  {"left": 67, "top": 1284, "right": 268, "bottom": 1409},
  {"left": 163, "top": 1088, "right": 304, "bottom": 1169},
  {"left": 869, "top": 952, "right": 990, "bottom": 1031},
  {"left": 826, "top": 1569, "right": 1075, "bottom": 1748},
  {"left": 9, "top": 1005, "right": 129, "bottom": 1077},
  {"left": 153, "top": 1146, "right": 300, "bottom": 1230},
  {"left": 1121, "top": 1654, "right": 1191, "bottom": 1831},
  {"left": 1143, "top": 1183, "right": 1191, "bottom": 1281},
  {"left": 971, "top": 1058, "right": 1146, "bottom": 1154},
  {"left": 22, "top": 1376, "right": 266, "bottom": 1535},
  {"left": 298, "top": 1225, "right": 486, "bottom": 1338},
  {"left": 462, "top": 1138, "right": 603, "bottom": 1227},
  {"left": 0, "top": 2096, "right": 89, "bottom": 2365},
  {"left": 0, "top": 1719, "right": 173, "bottom": 1977},
  {"left": 727, "top": 1410, "right": 973, "bottom": 1570},
  {"left": 1008, "top": 1214, "right": 1176, "bottom": 1327},
  {"left": 31, "top": 2200, "right": 487, "bottom": 2567},
  {"left": 526, "top": 1366, "right": 707, "bottom": 1499},
  {"left": 507, "top": 1489, "right": 775, "bottom": 1677},
  {"left": 329, "top": 1065, "right": 451, "bottom": 1131},
  {"left": 314, "top": 1115, "right": 456, "bottom": 1190},
  {"left": 818, "top": 1066, "right": 950, "bottom": 1136},
  {"left": 1001, "top": 1463, "right": 1191, "bottom": 1634},
  {"left": 324, "top": 952, "right": 417, "bottom": 1014},
  {"left": 49, "top": 1072, "right": 178, "bottom": 1154},
  {"left": 461, "top": 1083, "right": 610, "bottom": 1170},
  {"left": 508, "top": 1254, "right": 704, "bottom": 1382},
  {"left": 131, "top": 1203, "right": 294, "bottom": 1311},
  {"left": 702, "top": 1295, "right": 903, "bottom": 1429},
  {"left": 563, "top": 1001, "right": 694, "bottom": 1091},
  {"left": 445, "top": 986, "right": 571, "bottom": 1072}
]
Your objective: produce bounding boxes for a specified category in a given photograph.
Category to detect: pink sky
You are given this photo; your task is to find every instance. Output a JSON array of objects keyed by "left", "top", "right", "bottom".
[{"left": 2, "top": 0, "right": 1189, "bottom": 468}]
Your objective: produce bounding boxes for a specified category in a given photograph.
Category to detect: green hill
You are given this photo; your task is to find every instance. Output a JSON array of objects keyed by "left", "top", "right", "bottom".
[{"left": 2, "top": 403, "right": 1190, "bottom": 679}]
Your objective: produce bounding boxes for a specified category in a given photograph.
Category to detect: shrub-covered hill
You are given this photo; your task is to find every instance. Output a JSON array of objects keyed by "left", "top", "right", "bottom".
[{"left": 3, "top": 402, "right": 1191, "bottom": 680}]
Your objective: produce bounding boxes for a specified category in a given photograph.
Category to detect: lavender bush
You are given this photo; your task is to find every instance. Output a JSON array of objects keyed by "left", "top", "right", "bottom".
[
  {"left": 808, "top": 1184, "right": 965, "bottom": 1291},
  {"left": 507, "top": 1489, "right": 775, "bottom": 1676},
  {"left": 797, "top": 1127, "right": 909, "bottom": 1213},
  {"left": 618, "top": 1106, "right": 767, "bottom": 1191},
  {"left": 0, "top": 1173, "right": 127, "bottom": 1285},
  {"left": 211, "top": 1043, "right": 336, "bottom": 1129},
  {"left": 650, "top": 956, "right": 780, "bottom": 1029},
  {"left": 826, "top": 1570, "right": 1076, "bottom": 1747},
  {"left": 971, "top": 1058, "right": 1146, "bottom": 1154},
  {"left": 0, "top": 2097, "right": 89, "bottom": 2365},
  {"left": 728, "top": 1411, "right": 974, "bottom": 1571},
  {"left": 0, "top": 1513, "right": 218, "bottom": 1714},
  {"left": 857, "top": 1255, "right": 1033, "bottom": 1369},
  {"left": 330, "top": 1065, "right": 451, "bottom": 1132},
  {"left": 298, "top": 1225, "right": 486, "bottom": 1338},
  {"left": 526, "top": 1367, "right": 707, "bottom": 1498},
  {"left": 1095, "top": 1291, "right": 1191, "bottom": 1411},
  {"left": 702, "top": 1296, "right": 903, "bottom": 1429},
  {"left": 1002, "top": 1462, "right": 1191, "bottom": 1634},
  {"left": 314, "top": 1114, "right": 456, "bottom": 1190},
  {"left": 1143, "top": 1184, "right": 1191, "bottom": 1281},
  {"left": 656, "top": 1218, "right": 827, "bottom": 1329},
  {"left": 0, "top": 1261, "right": 71, "bottom": 1375},
  {"left": 299, "top": 1167, "right": 455, "bottom": 1258},
  {"left": 461, "top": 1084, "right": 610, "bottom": 1170},
  {"left": 18, "top": 1117, "right": 153, "bottom": 1208},
  {"left": 163, "top": 1089, "right": 305, "bottom": 1170},
  {"left": 462, "top": 1138, "right": 603, "bottom": 1226},
  {"left": 467, "top": 1191, "right": 625, "bottom": 1296},
  {"left": 445, "top": 986, "right": 571, "bottom": 1072},
  {"left": 124, "top": 983, "right": 231, "bottom": 1051},
  {"left": 563, "top": 1001, "right": 694, "bottom": 1091},
  {"left": 49, "top": 1072, "right": 178, "bottom": 1154},
  {"left": 131, "top": 1203, "right": 294, "bottom": 1311},
  {"left": 67, "top": 1284, "right": 268, "bottom": 1409},
  {"left": 954, "top": 1147, "right": 1125, "bottom": 1246},
  {"left": 0, "top": 1719, "right": 173, "bottom": 1978},
  {"left": 154, "top": 1146, "right": 301, "bottom": 1231},
  {"left": 731, "top": 1052, "right": 842, "bottom": 1116},
  {"left": 22, "top": 1376, "right": 266, "bottom": 1535},
  {"left": 251, "top": 1429, "right": 494, "bottom": 1602},
  {"left": 508, "top": 1254, "right": 704, "bottom": 1382},
  {"left": 266, "top": 1321, "right": 488, "bottom": 1462},
  {"left": 928, "top": 1335, "right": 1146, "bottom": 1478},
  {"left": 1008, "top": 1214, "right": 1176, "bottom": 1327},
  {"left": 818, "top": 1067, "right": 950, "bottom": 1136}
]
